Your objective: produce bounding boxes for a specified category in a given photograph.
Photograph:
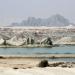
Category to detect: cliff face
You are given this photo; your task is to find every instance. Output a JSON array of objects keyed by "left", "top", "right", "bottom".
[{"left": 0, "top": 27, "right": 75, "bottom": 46}]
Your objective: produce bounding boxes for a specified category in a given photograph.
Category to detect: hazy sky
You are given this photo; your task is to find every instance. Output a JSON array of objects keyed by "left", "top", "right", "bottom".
[{"left": 0, "top": 0, "right": 75, "bottom": 26}]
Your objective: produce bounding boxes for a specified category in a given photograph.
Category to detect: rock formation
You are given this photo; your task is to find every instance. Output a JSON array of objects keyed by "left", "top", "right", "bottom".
[
  {"left": 54, "top": 37, "right": 75, "bottom": 45},
  {"left": 0, "top": 38, "right": 4, "bottom": 45},
  {"left": 6, "top": 36, "right": 27, "bottom": 46}
]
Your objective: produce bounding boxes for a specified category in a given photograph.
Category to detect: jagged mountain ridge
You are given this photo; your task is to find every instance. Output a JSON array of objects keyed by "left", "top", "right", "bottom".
[{"left": 11, "top": 14, "right": 73, "bottom": 27}]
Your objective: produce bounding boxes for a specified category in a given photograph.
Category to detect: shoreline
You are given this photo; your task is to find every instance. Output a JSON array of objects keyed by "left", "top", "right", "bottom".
[
  {"left": 0, "top": 54, "right": 75, "bottom": 75},
  {"left": 0, "top": 56, "right": 75, "bottom": 69},
  {"left": 0, "top": 54, "right": 75, "bottom": 58},
  {"left": 0, "top": 44, "right": 75, "bottom": 48},
  {"left": 0, "top": 44, "right": 57, "bottom": 48},
  {"left": 0, "top": 45, "right": 75, "bottom": 75}
]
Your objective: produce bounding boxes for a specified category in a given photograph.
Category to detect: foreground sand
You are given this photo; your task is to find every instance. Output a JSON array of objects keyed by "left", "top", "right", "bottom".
[
  {"left": 0, "top": 67, "right": 75, "bottom": 75},
  {"left": 0, "top": 57, "right": 75, "bottom": 75}
]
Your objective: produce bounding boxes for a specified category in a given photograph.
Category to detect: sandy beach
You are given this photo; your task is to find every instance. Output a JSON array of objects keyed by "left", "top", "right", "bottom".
[
  {"left": 0, "top": 67, "right": 75, "bottom": 75},
  {"left": 0, "top": 56, "right": 75, "bottom": 75}
]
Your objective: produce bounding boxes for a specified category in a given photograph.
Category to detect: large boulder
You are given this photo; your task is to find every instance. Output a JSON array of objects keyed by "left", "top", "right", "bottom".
[{"left": 37, "top": 60, "right": 49, "bottom": 67}]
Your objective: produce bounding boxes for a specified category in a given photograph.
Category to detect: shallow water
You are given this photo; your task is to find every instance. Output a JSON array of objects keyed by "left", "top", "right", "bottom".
[
  {"left": 0, "top": 45, "right": 75, "bottom": 62},
  {"left": 48, "top": 58, "right": 75, "bottom": 62},
  {"left": 0, "top": 45, "right": 75, "bottom": 55}
]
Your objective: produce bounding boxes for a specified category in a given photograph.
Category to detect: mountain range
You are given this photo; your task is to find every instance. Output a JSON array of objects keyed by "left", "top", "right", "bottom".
[{"left": 11, "top": 14, "right": 74, "bottom": 27}]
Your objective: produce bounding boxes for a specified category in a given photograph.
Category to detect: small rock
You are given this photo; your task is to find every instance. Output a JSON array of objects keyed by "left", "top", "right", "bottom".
[{"left": 13, "top": 67, "right": 18, "bottom": 69}]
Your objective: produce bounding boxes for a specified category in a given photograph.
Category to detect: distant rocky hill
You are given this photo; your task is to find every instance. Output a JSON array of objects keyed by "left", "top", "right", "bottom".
[{"left": 11, "top": 14, "right": 73, "bottom": 27}]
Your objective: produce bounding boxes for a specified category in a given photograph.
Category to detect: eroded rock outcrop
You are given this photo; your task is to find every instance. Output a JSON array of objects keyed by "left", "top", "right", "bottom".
[
  {"left": 54, "top": 37, "right": 75, "bottom": 45},
  {"left": 41, "top": 37, "right": 53, "bottom": 45},
  {"left": 0, "top": 38, "right": 4, "bottom": 45},
  {"left": 6, "top": 36, "right": 27, "bottom": 46}
]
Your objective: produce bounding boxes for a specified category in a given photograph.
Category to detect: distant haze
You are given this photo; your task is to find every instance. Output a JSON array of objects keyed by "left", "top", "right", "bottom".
[
  {"left": 11, "top": 14, "right": 72, "bottom": 27},
  {"left": 0, "top": 0, "right": 75, "bottom": 26}
]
